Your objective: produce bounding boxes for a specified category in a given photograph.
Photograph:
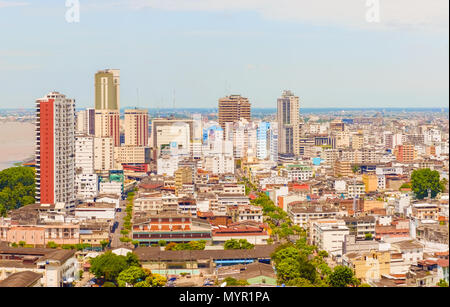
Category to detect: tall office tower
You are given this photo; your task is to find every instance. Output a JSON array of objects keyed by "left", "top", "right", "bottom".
[
  {"left": 124, "top": 109, "right": 149, "bottom": 146},
  {"left": 269, "top": 123, "right": 278, "bottom": 162},
  {"left": 95, "top": 69, "right": 120, "bottom": 110},
  {"left": 218, "top": 95, "right": 251, "bottom": 131},
  {"left": 35, "top": 92, "right": 75, "bottom": 209},
  {"left": 191, "top": 114, "right": 203, "bottom": 159},
  {"left": 257, "top": 122, "right": 270, "bottom": 160},
  {"left": 277, "top": 90, "right": 300, "bottom": 157},
  {"left": 76, "top": 108, "right": 95, "bottom": 135},
  {"left": 95, "top": 110, "right": 120, "bottom": 146},
  {"left": 94, "top": 69, "right": 120, "bottom": 146}
]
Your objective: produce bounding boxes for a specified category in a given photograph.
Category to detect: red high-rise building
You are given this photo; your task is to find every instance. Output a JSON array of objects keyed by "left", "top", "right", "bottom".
[{"left": 35, "top": 92, "right": 76, "bottom": 210}]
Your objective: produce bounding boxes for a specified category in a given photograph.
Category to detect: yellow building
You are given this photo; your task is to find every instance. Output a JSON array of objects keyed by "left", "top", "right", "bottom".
[
  {"left": 362, "top": 173, "right": 378, "bottom": 193},
  {"left": 343, "top": 250, "right": 391, "bottom": 281},
  {"left": 174, "top": 167, "right": 193, "bottom": 194}
]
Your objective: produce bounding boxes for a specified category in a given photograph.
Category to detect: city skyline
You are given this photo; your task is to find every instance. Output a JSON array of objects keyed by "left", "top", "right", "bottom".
[{"left": 0, "top": 0, "right": 448, "bottom": 109}]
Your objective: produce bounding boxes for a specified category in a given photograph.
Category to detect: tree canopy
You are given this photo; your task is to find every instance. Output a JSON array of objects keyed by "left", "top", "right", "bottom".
[
  {"left": 90, "top": 252, "right": 140, "bottom": 282},
  {"left": 0, "top": 167, "right": 35, "bottom": 216},
  {"left": 411, "top": 168, "right": 444, "bottom": 199},
  {"left": 224, "top": 239, "right": 254, "bottom": 250}
]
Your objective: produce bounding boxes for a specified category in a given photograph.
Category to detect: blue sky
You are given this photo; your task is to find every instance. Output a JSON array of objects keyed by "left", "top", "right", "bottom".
[{"left": 0, "top": 0, "right": 448, "bottom": 109}]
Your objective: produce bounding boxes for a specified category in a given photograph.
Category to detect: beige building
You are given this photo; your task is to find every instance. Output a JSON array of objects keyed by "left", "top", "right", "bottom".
[
  {"left": 277, "top": 90, "right": 300, "bottom": 156},
  {"left": 218, "top": 95, "right": 251, "bottom": 130},
  {"left": 352, "top": 133, "right": 364, "bottom": 150},
  {"left": 95, "top": 69, "right": 120, "bottom": 111},
  {"left": 362, "top": 173, "right": 378, "bottom": 193},
  {"left": 124, "top": 109, "right": 149, "bottom": 147},
  {"left": 114, "top": 146, "right": 150, "bottom": 168},
  {"left": 343, "top": 250, "right": 391, "bottom": 281},
  {"left": 94, "top": 110, "right": 120, "bottom": 147},
  {"left": 94, "top": 136, "right": 114, "bottom": 171}
]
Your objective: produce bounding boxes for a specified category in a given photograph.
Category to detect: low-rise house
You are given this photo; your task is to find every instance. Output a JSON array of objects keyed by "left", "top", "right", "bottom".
[
  {"left": 132, "top": 214, "right": 212, "bottom": 245},
  {"left": 288, "top": 203, "right": 338, "bottom": 229},
  {"left": 342, "top": 249, "right": 391, "bottom": 282},
  {"left": 342, "top": 216, "right": 376, "bottom": 240},
  {"left": 134, "top": 244, "right": 278, "bottom": 276},
  {"left": 212, "top": 222, "right": 269, "bottom": 245},
  {"left": 0, "top": 247, "right": 78, "bottom": 287},
  {"left": 217, "top": 262, "right": 277, "bottom": 286},
  {"left": 406, "top": 260, "right": 441, "bottom": 287},
  {"left": 74, "top": 202, "right": 116, "bottom": 222},
  {"left": 0, "top": 271, "right": 43, "bottom": 287},
  {"left": 391, "top": 240, "right": 424, "bottom": 266}
]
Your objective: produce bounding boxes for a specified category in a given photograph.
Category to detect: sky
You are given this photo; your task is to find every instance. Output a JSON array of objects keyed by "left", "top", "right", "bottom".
[{"left": 0, "top": 0, "right": 448, "bottom": 109}]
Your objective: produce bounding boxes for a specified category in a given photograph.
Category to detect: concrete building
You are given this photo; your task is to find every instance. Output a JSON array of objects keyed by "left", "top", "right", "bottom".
[
  {"left": 277, "top": 90, "right": 300, "bottom": 157},
  {"left": 35, "top": 92, "right": 76, "bottom": 211},
  {"left": 218, "top": 95, "right": 251, "bottom": 130},
  {"left": 124, "top": 108, "right": 149, "bottom": 147},
  {"left": 94, "top": 69, "right": 120, "bottom": 111},
  {"left": 75, "top": 135, "right": 94, "bottom": 174},
  {"left": 93, "top": 137, "right": 114, "bottom": 171},
  {"left": 75, "top": 108, "right": 95, "bottom": 135},
  {"left": 94, "top": 110, "right": 120, "bottom": 147}
]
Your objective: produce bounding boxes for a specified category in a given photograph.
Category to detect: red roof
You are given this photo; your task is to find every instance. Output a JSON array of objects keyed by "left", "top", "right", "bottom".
[{"left": 437, "top": 259, "right": 449, "bottom": 267}]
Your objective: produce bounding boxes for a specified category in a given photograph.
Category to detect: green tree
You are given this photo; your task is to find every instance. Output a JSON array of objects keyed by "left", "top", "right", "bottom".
[
  {"left": 365, "top": 233, "right": 373, "bottom": 240},
  {"left": 89, "top": 252, "right": 129, "bottom": 282},
  {"left": 46, "top": 241, "right": 58, "bottom": 249},
  {"left": 411, "top": 169, "right": 444, "bottom": 199},
  {"left": 158, "top": 240, "right": 167, "bottom": 246},
  {"left": 117, "top": 266, "right": 148, "bottom": 287},
  {"left": 437, "top": 279, "right": 449, "bottom": 287},
  {"left": 102, "top": 282, "right": 117, "bottom": 287},
  {"left": 125, "top": 252, "right": 141, "bottom": 267},
  {"left": 100, "top": 240, "right": 109, "bottom": 250},
  {"left": 18, "top": 241, "right": 26, "bottom": 247},
  {"left": 223, "top": 277, "right": 249, "bottom": 286},
  {"left": 328, "top": 266, "right": 358, "bottom": 287},
  {"left": 0, "top": 167, "right": 35, "bottom": 216}
]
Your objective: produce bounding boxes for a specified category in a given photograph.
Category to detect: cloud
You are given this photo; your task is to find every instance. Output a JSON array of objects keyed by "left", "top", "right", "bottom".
[
  {"left": 0, "top": 1, "right": 29, "bottom": 8},
  {"left": 126, "top": 0, "right": 449, "bottom": 32}
]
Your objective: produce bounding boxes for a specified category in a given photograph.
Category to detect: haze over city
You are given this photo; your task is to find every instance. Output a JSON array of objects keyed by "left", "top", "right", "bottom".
[{"left": 0, "top": 0, "right": 448, "bottom": 109}]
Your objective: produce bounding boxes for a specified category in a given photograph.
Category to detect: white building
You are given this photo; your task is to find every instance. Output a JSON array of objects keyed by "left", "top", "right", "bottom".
[
  {"left": 75, "top": 135, "right": 94, "bottom": 174},
  {"left": 75, "top": 174, "right": 98, "bottom": 201},
  {"left": 204, "top": 155, "right": 234, "bottom": 175},
  {"left": 99, "top": 181, "right": 122, "bottom": 197},
  {"left": 94, "top": 137, "right": 114, "bottom": 171},
  {"left": 35, "top": 91, "right": 76, "bottom": 211}
]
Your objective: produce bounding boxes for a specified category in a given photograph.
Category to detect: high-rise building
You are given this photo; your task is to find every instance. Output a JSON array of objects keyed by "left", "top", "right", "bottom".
[
  {"left": 75, "top": 134, "right": 94, "bottom": 174},
  {"left": 277, "top": 90, "right": 300, "bottom": 157},
  {"left": 76, "top": 108, "right": 95, "bottom": 135},
  {"left": 94, "top": 137, "right": 114, "bottom": 171},
  {"left": 124, "top": 109, "right": 149, "bottom": 146},
  {"left": 218, "top": 95, "right": 251, "bottom": 130},
  {"left": 94, "top": 69, "right": 120, "bottom": 146},
  {"left": 394, "top": 144, "right": 416, "bottom": 163},
  {"left": 35, "top": 92, "right": 75, "bottom": 209},
  {"left": 95, "top": 69, "right": 120, "bottom": 110},
  {"left": 95, "top": 110, "right": 120, "bottom": 146}
]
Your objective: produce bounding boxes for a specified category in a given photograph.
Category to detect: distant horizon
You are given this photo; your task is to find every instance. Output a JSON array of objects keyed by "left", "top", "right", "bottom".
[
  {"left": 1, "top": 106, "right": 449, "bottom": 111},
  {"left": 1, "top": 1, "right": 448, "bottom": 109}
]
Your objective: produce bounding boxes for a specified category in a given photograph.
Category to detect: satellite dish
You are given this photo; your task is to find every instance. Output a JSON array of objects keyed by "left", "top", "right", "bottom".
[{"left": 220, "top": 282, "right": 227, "bottom": 287}]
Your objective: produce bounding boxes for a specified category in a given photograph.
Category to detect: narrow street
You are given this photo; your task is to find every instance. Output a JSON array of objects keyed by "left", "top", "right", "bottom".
[{"left": 110, "top": 199, "right": 128, "bottom": 249}]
